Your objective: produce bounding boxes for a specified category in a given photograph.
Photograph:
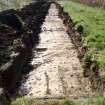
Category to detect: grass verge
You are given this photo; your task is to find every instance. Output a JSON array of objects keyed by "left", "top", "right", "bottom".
[
  {"left": 11, "top": 97, "right": 105, "bottom": 105},
  {"left": 60, "top": 0, "right": 105, "bottom": 73}
]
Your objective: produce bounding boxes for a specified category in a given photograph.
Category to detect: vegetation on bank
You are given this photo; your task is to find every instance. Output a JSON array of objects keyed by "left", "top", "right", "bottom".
[
  {"left": 60, "top": 0, "right": 105, "bottom": 73},
  {"left": 11, "top": 97, "right": 105, "bottom": 105}
]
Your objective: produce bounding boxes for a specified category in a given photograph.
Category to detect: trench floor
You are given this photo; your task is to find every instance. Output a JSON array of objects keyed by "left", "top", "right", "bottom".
[{"left": 19, "top": 4, "right": 93, "bottom": 99}]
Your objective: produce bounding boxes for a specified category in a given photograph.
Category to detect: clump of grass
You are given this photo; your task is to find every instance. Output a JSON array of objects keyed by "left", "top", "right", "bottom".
[
  {"left": 60, "top": 0, "right": 105, "bottom": 72},
  {"left": 59, "top": 100, "right": 75, "bottom": 105}
]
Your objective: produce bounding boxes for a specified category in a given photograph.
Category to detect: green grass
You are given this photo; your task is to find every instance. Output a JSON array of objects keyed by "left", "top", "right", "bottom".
[
  {"left": 0, "top": 0, "right": 31, "bottom": 11},
  {"left": 60, "top": 0, "right": 105, "bottom": 71},
  {"left": 11, "top": 97, "right": 105, "bottom": 105}
]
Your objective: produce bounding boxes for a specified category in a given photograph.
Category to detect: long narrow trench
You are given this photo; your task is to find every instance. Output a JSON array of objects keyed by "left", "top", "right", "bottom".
[{"left": 18, "top": 3, "right": 93, "bottom": 99}]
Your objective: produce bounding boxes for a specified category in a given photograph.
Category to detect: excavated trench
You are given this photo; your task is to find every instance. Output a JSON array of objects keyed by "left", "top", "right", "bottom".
[
  {"left": 13, "top": 3, "right": 95, "bottom": 99},
  {"left": 0, "top": 0, "right": 105, "bottom": 103}
]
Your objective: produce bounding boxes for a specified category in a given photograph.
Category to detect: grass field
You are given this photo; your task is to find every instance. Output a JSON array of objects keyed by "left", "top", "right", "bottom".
[{"left": 60, "top": 0, "right": 105, "bottom": 73}]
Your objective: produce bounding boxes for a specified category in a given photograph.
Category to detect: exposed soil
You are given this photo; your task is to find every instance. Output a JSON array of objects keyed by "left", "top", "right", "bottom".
[{"left": 18, "top": 3, "right": 94, "bottom": 99}]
